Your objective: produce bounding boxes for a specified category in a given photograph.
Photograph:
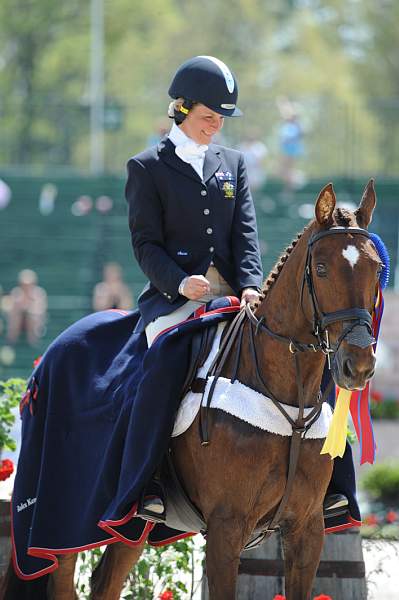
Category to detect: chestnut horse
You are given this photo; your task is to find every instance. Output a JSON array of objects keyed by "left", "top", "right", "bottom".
[{"left": 1, "top": 181, "right": 379, "bottom": 600}]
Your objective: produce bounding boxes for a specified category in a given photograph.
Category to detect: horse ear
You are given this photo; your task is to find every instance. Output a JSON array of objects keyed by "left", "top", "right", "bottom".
[
  {"left": 355, "top": 179, "right": 376, "bottom": 228},
  {"left": 315, "top": 183, "right": 336, "bottom": 226}
]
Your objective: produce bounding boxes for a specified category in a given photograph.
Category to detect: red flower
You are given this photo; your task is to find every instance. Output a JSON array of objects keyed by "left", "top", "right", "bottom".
[
  {"left": 159, "top": 591, "right": 174, "bottom": 600},
  {"left": 386, "top": 510, "right": 398, "bottom": 524},
  {"left": 364, "top": 513, "right": 379, "bottom": 526},
  {"left": 0, "top": 459, "right": 14, "bottom": 481},
  {"left": 314, "top": 595, "right": 333, "bottom": 600},
  {"left": 33, "top": 355, "right": 42, "bottom": 368},
  {"left": 370, "top": 389, "right": 383, "bottom": 403},
  {"left": 273, "top": 596, "right": 286, "bottom": 600}
]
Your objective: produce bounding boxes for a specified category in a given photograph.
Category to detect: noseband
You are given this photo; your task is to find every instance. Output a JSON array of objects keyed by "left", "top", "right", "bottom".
[{"left": 302, "top": 227, "right": 375, "bottom": 366}]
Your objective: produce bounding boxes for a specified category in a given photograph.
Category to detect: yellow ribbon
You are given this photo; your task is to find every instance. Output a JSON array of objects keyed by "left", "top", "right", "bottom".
[{"left": 320, "top": 387, "right": 352, "bottom": 459}]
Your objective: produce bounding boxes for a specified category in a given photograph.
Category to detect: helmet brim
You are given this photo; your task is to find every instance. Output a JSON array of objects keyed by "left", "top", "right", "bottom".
[{"left": 203, "top": 103, "right": 243, "bottom": 117}]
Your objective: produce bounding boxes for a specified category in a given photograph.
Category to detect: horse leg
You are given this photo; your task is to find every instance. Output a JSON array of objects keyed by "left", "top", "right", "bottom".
[
  {"left": 205, "top": 511, "right": 254, "bottom": 600},
  {"left": 281, "top": 514, "right": 325, "bottom": 600},
  {"left": 47, "top": 553, "right": 79, "bottom": 600},
  {"left": 0, "top": 558, "right": 49, "bottom": 600},
  {"left": 90, "top": 540, "right": 146, "bottom": 600}
]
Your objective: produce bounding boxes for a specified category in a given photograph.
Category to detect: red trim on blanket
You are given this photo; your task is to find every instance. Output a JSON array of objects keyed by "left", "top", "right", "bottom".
[
  {"left": 98, "top": 500, "right": 139, "bottom": 526},
  {"left": 10, "top": 492, "right": 151, "bottom": 580},
  {"left": 99, "top": 518, "right": 155, "bottom": 548},
  {"left": 152, "top": 301, "right": 240, "bottom": 344},
  {"left": 325, "top": 515, "right": 362, "bottom": 534},
  {"left": 97, "top": 499, "right": 157, "bottom": 547},
  {"left": 148, "top": 531, "right": 197, "bottom": 547}
]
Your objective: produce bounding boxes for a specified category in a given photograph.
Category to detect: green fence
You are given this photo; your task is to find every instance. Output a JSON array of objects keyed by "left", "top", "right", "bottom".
[{"left": 0, "top": 174, "right": 398, "bottom": 379}]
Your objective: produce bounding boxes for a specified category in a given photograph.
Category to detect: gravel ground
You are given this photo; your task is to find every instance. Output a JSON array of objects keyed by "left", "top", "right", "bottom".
[{"left": 364, "top": 539, "right": 399, "bottom": 599}]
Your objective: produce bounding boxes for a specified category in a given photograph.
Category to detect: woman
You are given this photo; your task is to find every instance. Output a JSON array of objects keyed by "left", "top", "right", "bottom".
[{"left": 126, "top": 55, "right": 263, "bottom": 347}]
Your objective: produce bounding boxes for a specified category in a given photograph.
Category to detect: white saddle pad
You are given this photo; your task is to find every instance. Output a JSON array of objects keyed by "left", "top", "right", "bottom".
[{"left": 173, "top": 323, "right": 332, "bottom": 439}]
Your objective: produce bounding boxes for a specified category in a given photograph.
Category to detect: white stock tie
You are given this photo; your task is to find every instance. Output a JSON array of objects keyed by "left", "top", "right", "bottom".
[{"left": 175, "top": 140, "right": 208, "bottom": 180}]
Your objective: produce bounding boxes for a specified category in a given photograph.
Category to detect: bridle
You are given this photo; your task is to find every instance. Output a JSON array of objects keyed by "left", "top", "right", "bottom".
[
  {"left": 246, "top": 227, "right": 375, "bottom": 369},
  {"left": 197, "top": 225, "right": 377, "bottom": 542},
  {"left": 302, "top": 227, "right": 375, "bottom": 365}
]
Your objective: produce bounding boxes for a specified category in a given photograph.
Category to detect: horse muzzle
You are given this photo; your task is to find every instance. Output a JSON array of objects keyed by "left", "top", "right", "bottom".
[{"left": 331, "top": 345, "right": 376, "bottom": 390}]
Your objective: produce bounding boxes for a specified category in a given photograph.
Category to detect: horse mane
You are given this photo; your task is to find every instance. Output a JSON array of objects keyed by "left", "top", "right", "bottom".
[
  {"left": 258, "top": 206, "right": 358, "bottom": 301},
  {"left": 261, "top": 229, "right": 306, "bottom": 298}
]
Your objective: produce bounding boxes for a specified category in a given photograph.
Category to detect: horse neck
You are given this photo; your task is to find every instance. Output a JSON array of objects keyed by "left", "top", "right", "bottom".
[{"left": 240, "top": 227, "right": 326, "bottom": 407}]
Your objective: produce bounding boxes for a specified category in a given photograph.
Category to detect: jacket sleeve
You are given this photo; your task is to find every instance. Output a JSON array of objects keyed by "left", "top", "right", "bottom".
[
  {"left": 231, "top": 153, "right": 264, "bottom": 292},
  {"left": 126, "top": 157, "right": 187, "bottom": 302}
]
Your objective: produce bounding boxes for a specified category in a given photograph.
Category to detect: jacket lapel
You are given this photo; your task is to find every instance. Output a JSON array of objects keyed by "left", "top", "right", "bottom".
[
  {"left": 203, "top": 146, "right": 222, "bottom": 183},
  {"left": 158, "top": 137, "right": 202, "bottom": 183}
]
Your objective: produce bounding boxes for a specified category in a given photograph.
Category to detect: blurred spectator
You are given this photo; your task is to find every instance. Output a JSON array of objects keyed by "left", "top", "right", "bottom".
[
  {"left": 0, "top": 179, "right": 11, "bottom": 210},
  {"left": 92, "top": 263, "right": 133, "bottom": 311},
  {"left": 39, "top": 183, "right": 58, "bottom": 216},
  {"left": 6, "top": 270, "right": 47, "bottom": 346},
  {"left": 277, "top": 97, "right": 306, "bottom": 194},
  {"left": 238, "top": 133, "right": 268, "bottom": 191}
]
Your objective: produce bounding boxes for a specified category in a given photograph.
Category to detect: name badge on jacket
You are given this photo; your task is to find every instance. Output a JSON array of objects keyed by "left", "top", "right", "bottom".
[{"left": 216, "top": 171, "right": 236, "bottom": 200}]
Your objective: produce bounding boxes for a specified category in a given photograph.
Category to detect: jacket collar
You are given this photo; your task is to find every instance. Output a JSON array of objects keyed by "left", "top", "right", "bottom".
[{"left": 158, "top": 137, "right": 221, "bottom": 184}]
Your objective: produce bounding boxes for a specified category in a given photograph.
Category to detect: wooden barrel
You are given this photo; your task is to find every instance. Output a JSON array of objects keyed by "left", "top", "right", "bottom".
[
  {"left": 202, "top": 528, "right": 367, "bottom": 599},
  {"left": 0, "top": 499, "right": 11, "bottom": 578}
]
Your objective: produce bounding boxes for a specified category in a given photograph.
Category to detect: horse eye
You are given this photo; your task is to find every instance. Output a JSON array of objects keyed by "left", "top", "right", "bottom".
[
  {"left": 377, "top": 263, "right": 384, "bottom": 275},
  {"left": 316, "top": 263, "right": 327, "bottom": 277}
]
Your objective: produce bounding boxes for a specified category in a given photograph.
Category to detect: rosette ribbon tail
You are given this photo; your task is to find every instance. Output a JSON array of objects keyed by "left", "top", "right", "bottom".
[
  {"left": 348, "top": 285, "right": 383, "bottom": 465},
  {"left": 321, "top": 388, "right": 352, "bottom": 459}
]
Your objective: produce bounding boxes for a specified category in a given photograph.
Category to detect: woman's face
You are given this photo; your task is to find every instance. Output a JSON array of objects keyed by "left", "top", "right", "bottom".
[{"left": 180, "top": 103, "right": 224, "bottom": 145}]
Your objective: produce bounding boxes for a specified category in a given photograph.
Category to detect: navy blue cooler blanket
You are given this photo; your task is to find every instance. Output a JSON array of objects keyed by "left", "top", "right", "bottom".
[{"left": 12, "top": 298, "right": 360, "bottom": 579}]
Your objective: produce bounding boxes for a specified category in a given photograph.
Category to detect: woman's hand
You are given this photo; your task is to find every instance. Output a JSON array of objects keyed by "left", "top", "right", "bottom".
[
  {"left": 180, "top": 275, "right": 211, "bottom": 300},
  {"left": 240, "top": 287, "right": 261, "bottom": 308}
]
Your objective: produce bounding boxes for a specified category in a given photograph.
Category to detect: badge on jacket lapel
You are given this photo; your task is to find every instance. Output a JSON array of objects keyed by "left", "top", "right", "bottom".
[
  {"left": 216, "top": 171, "right": 235, "bottom": 199},
  {"left": 222, "top": 181, "right": 235, "bottom": 199}
]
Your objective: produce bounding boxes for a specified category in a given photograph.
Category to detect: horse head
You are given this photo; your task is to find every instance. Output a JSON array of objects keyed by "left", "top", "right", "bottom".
[{"left": 304, "top": 179, "right": 380, "bottom": 390}]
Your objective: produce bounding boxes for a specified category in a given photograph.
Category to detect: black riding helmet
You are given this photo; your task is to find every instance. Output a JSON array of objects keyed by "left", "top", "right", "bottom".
[{"left": 168, "top": 55, "right": 242, "bottom": 118}]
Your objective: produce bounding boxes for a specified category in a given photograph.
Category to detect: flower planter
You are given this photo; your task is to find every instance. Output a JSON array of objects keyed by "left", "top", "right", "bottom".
[{"left": 202, "top": 528, "right": 367, "bottom": 599}]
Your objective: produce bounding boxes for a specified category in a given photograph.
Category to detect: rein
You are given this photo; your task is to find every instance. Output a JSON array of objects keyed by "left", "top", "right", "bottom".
[{"left": 197, "top": 225, "right": 375, "bottom": 539}]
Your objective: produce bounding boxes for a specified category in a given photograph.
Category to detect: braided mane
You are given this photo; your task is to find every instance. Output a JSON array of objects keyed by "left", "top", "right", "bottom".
[
  {"left": 258, "top": 206, "right": 357, "bottom": 301},
  {"left": 260, "top": 228, "right": 307, "bottom": 298}
]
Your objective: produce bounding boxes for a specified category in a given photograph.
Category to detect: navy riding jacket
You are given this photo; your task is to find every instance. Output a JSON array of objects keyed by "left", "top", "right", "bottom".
[{"left": 125, "top": 136, "right": 263, "bottom": 328}]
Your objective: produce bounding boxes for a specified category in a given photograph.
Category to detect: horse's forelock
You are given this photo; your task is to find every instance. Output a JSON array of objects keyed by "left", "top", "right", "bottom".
[{"left": 333, "top": 207, "right": 358, "bottom": 228}]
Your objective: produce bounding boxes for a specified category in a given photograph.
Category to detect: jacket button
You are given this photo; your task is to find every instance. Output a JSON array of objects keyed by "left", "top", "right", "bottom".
[
  {"left": 201, "top": 190, "right": 207, "bottom": 196},
  {"left": 206, "top": 227, "right": 213, "bottom": 234},
  {"left": 209, "top": 246, "right": 214, "bottom": 252},
  {"left": 203, "top": 208, "right": 210, "bottom": 215}
]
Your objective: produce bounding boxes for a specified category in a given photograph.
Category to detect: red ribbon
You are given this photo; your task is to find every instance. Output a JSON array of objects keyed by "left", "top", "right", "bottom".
[{"left": 349, "top": 285, "right": 384, "bottom": 464}]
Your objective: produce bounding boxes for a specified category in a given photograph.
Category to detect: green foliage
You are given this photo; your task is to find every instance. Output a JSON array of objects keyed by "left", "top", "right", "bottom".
[
  {"left": 361, "top": 462, "right": 399, "bottom": 504},
  {"left": 75, "top": 537, "right": 201, "bottom": 599},
  {"left": 0, "top": 379, "right": 26, "bottom": 451},
  {"left": 370, "top": 400, "right": 399, "bottom": 420},
  {"left": 0, "top": 0, "right": 398, "bottom": 174}
]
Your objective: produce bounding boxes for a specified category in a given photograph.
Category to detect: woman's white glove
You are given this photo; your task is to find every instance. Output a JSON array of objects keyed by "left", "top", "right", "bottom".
[
  {"left": 240, "top": 287, "right": 261, "bottom": 309},
  {"left": 179, "top": 275, "right": 211, "bottom": 300}
]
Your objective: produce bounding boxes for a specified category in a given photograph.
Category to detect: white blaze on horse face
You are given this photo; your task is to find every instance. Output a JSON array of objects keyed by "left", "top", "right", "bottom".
[{"left": 342, "top": 245, "right": 360, "bottom": 268}]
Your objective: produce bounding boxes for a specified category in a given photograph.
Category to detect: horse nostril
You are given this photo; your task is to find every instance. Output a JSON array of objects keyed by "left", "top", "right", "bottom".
[{"left": 343, "top": 358, "right": 353, "bottom": 378}]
